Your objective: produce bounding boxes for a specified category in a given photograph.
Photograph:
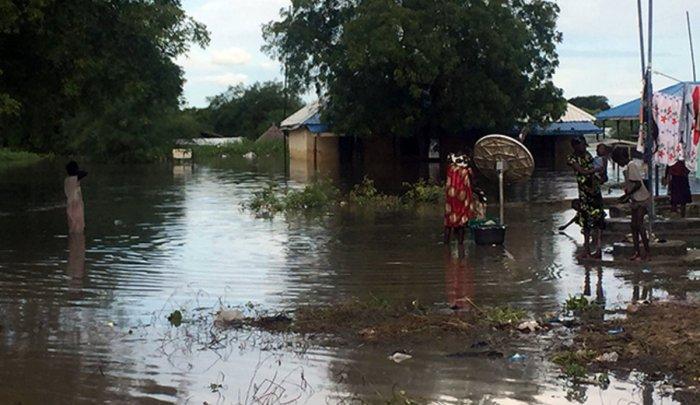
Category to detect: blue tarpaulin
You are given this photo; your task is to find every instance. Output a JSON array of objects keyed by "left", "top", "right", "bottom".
[{"left": 596, "top": 82, "right": 699, "bottom": 121}]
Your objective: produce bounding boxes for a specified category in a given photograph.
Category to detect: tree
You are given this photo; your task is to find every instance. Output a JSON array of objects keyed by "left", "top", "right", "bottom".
[
  {"left": 0, "top": 0, "right": 209, "bottom": 161},
  {"left": 263, "top": 0, "right": 566, "bottom": 146},
  {"left": 205, "top": 82, "right": 303, "bottom": 139},
  {"left": 568, "top": 95, "right": 611, "bottom": 115}
]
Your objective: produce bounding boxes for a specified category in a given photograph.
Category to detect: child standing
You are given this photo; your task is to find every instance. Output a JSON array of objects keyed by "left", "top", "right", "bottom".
[
  {"left": 65, "top": 161, "right": 87, "bottom": 234},
  {"left": 612, "top": 148, "right": 651, "bottom": 261}
]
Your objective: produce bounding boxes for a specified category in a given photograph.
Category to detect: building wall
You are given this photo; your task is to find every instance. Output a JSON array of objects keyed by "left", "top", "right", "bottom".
[{"left": 288, "top": 128, "right": 340, "bottom": 182}]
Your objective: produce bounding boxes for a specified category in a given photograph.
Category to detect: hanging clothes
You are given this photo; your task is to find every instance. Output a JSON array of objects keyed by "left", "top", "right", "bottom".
[
  {"left": 683, "top": 84, "right": 700, "bottom": 173},
  {"left": 652, "top": 92, "right": 683, "bottom": 167}
]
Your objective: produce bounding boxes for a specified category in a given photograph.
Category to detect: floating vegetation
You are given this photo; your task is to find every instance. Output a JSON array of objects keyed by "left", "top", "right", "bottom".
[
  {"left": 246, "top": 177, "right": 444, "bottom": 217},
  {"left": 167, "top": 309, "right": 183, "bottom": 327}
]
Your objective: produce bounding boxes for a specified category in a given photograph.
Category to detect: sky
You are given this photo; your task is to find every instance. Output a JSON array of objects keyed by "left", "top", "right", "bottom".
[{"left": 178, "top": 0, "right": 700, "bottom": 109}]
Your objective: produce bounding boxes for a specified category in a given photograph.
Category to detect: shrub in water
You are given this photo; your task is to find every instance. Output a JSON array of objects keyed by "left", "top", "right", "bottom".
[
  {"left": 402, "top": 179, "right": 443, "bottom": 204},
  {"left": 283, "top": 181, "right": 339, "bottom": 211},
  {"left": 247, "top": 183, "right": 285, "bottom": 217},
  {"left": 348, "top": 177, "right": 401, "bottom": 209}
]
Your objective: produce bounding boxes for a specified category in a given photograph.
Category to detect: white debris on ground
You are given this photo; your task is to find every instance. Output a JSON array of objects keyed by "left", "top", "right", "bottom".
[
  {"left": 215, "top": 309, "right": 244, "bottom": 324},
  {"left": 388, "top": 351, "right": 413, "bottom": 363},
  {"left": 595, "top": 352, "right": 619, "bottom": 362}
]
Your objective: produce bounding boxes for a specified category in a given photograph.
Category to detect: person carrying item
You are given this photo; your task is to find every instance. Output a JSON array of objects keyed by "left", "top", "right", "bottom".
[
  {"left": 444, "top": 151, "right": 474, "bottom": 246},
  {"left": 65, "top": 161, "right": 88, "bottom": 234},
  {"left": 567, "top": 136, "right": 605, "bottom": 259},
  {"left": 593, "top": 144, "right": 610, "bottom": 185},
  {"left": 611, "top": 147, "right": 651, "bottom": 261}
]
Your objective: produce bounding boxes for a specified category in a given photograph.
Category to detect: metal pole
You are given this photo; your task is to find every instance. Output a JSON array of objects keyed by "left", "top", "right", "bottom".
[
  {"left": 498, "top": 168, "right": 504, "bottom": 225},
  {"left": 637, "top": 0, "right": 646, "bottom": 75},
  {"left": 646, "top": 0, "right": 655, "bottom": 233},
  {"left": 647, "top": 0, "right": 653, "bottom": 67},
  {"left": 688, "top": 11, "right": 697, "bottom": 81}
]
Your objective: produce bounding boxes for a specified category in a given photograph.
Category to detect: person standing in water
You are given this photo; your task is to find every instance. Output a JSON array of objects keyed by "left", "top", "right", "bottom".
[
  {"left": 444, "top": 151, "right": 474, "bottom": 246},
  {"left": 65, "top": 161, "right": 87, "bottom": 234}
]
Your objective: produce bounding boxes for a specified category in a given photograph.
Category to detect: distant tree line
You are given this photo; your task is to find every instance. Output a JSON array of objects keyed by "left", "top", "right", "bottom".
[
  {"left": 187, "top": 82, "right": 303, "bottom": 140},
  {"left": 568, "top": 95, "right": 611, "bottom": 115}
]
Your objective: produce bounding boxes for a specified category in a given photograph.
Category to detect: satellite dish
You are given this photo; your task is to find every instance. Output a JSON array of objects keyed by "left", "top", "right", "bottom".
[
  {"left": 473, "top": 134, "right": 534, "bottom": 183},
  {"left": 472, "top": 134, "right": 534, "bottom": 226}
]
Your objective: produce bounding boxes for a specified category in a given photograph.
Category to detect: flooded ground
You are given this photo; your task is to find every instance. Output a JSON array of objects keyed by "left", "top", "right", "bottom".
[{"left": 0, "top": 159, "right": 698, "bottom": 404}]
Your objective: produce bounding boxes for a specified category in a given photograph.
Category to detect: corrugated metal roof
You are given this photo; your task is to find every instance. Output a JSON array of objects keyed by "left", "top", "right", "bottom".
[
  {"left": 596, "top": 82, "right": 699, "bottom": 121},
  {"left": 280, "top": 101, "right": 321, "bottom": 130},
  {"left": 530, "top": 103, "right": 602, "bottom": 136},
  {"left": 560, "top": 103, "right": 597, "bottom": 122}
]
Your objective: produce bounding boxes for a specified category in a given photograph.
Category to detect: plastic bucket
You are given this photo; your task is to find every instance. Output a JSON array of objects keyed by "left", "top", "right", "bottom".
[{"left": 473, "top": 225, "right": 506, "bottom": 245}]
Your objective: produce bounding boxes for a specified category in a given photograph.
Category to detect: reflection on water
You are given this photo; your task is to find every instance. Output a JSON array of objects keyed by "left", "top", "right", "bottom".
[{"left": 0, "top": 160, "right": 696, "bottom": 403}]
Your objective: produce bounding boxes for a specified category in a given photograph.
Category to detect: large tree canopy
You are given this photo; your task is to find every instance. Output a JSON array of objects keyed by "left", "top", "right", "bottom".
[
  {"left": 0, "top": 0, "right": 208, "bottom": 161},
  {"left": 263, "top": 0, "right": 566, "bottom": 139}
]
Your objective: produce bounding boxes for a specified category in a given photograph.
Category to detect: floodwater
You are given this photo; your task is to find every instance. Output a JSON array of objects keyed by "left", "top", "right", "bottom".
[{"left": 0, "top": 159, "right": 697, "bottom": 404}]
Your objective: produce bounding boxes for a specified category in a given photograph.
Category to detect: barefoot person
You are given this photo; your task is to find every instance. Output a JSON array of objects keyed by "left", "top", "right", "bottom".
[
  {"left": 65, "top": 161, "right": 87, "bottom": 234},
  {"left": 612, "top": 147, "right": 651, "bottom": 261},
  {"left": 567, "top": 137, "right": 605, "bottom": 258},
  {"left": 444, "top": 152, "right": 474, "bottom": 246}
]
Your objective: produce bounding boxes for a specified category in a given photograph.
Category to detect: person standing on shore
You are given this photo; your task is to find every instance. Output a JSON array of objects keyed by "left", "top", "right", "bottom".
[{"left": 65, "top": 161, "right": 87, "bottom": 234}]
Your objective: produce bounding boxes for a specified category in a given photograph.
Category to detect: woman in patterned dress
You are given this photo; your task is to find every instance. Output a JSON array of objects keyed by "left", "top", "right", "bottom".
[
  {"left": 567, "top": 137, "right": 606, "bottom": 259},
  {"left": 444, "top": 152, "right": 474, "bottom": 246}
]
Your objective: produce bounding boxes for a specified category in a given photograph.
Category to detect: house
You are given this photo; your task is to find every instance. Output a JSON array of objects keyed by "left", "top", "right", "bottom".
[
  {"left": 524, "top": 103, "right": 603, "bottom": 170},
  {"left": 256, "top": 125, "right": 284, "bottom": 143},
  {"left": 280, "top": 101, "right": 341, "bottom": 181}
]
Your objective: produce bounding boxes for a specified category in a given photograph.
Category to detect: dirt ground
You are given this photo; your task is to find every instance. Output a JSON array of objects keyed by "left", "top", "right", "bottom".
[
  {"left": 559, "top": 301, "right": 700, "bottom": 402},
  {"left": 239, "top": 298, "right": 527, "bottom": 346}
]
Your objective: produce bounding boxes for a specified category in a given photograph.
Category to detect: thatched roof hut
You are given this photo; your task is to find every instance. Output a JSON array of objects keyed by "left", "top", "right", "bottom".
[{"left": 257, "top": 125, "right": 284, "bottom": 143}]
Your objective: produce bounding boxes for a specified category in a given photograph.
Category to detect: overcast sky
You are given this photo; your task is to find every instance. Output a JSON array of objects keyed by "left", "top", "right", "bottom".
[{"left": 179, "top": 0, "right": 700, "bottom": 109}]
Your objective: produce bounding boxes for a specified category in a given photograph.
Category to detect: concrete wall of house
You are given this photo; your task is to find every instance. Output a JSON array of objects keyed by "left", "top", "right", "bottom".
[{"left": 288, "top": 127, "right": 340, "bottom": 182}]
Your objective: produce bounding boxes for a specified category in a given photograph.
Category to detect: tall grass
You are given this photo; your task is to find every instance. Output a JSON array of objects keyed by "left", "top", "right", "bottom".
[{"left": 0, "top": 148, "right": 47, "bottom": 169}]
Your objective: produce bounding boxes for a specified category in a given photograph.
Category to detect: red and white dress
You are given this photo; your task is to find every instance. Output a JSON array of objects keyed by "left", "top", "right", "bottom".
[{"left": 444, "top": 163, "right": 474, "bottom": 228}]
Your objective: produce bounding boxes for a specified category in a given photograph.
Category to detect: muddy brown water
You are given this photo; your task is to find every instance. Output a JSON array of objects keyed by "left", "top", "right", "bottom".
[{"left": 0, "top": 160, "right": 698, "bottom": 404}]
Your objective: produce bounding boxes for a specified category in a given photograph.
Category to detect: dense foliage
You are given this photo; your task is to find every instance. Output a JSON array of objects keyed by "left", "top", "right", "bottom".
[
  {"left": 568, "top": 95, "right": 611, "bottom": 115},
  {"left": 196, "top": 81, "right": 303, "bottom": 139},
  {"left": 263, "top": 0, "right": 566, "bottom": 142},
  {"left": 0, "top": 0, "right": 209, "bottom": 162}
]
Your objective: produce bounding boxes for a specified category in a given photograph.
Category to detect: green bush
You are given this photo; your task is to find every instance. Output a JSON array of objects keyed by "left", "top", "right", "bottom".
[
  {"left": 0, "top": 148, "right": 47, "bottom": 169},
  {"left": 402, "top": 179, "right": 443, "bottom": 204},
  {"left": 348, "top": 177, "right": 401, "bottom": 209},
  {"left": 284, "top": 181, "right": 339, "bottom": 211},
  {"left": 247, "top": 183, "right": 285, "bottom": 217}
]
